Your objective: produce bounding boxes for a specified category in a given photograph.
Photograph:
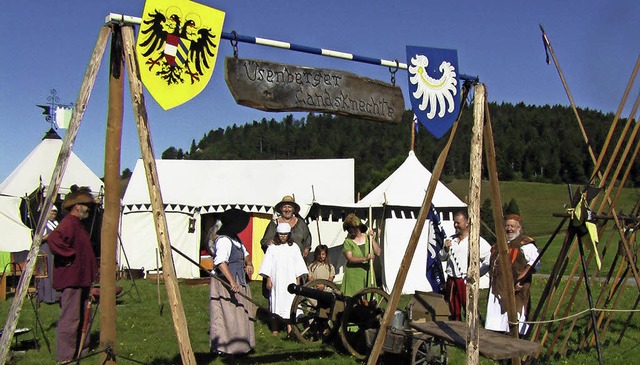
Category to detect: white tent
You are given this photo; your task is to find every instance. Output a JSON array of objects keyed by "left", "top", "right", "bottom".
[
  {"left": 0, "top": 129, "right": 103, "bottom": 254},
  {"left": 0, "top": 129, "right": 104, "bottom": 198},
  {"left": 0, "top": 195, "right": 33, "bottom": 252},
  {"left": 120, "top": 158, "right": 355, "bottom": 279},
  {"left": 309, "top": 151, "right": 476, "bottom": 294}
]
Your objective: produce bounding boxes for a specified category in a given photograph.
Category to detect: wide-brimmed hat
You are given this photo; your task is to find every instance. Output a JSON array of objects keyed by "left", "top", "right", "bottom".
[
  {"left": 217, "top": 208, "right": 250, "bottom": 236},
  {"left": 274, "top": 195, "right": 300, "bottom": 214},
  {"left": 62, "top": 185, "right": 96, "bottom": 211},
  {"left": 342, "top": 213, "right": 367, "bottom": 232}
]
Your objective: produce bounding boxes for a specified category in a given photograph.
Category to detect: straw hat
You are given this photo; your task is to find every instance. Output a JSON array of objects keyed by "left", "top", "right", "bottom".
[
  {"left": 62, "top": 185, "right": 96, "bottom": 211},
  {"left": 274, "top": 195, "right": 300, "bottom": 214},
  {"left": 342, "top": 213, "right": 367, "bottom": 232}
]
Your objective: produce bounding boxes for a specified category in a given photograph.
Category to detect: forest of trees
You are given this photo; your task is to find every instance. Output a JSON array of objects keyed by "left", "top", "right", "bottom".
[{"left": 161, "top": 102, "right": 636, "bottom": 197}]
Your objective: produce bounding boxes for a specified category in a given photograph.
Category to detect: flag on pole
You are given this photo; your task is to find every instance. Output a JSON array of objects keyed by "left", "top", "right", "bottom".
[
  {"left": 426, "top": 204, "right": 446, "bottom": 294},
  {"left": 406, "top": 46, "right": 460, "bottom": 138},
  {"left": 55, "top": 106, "right": 72, "bottom": 129},
  {"left": 136, "top": 0, "right": 225, "bottom": 110}
]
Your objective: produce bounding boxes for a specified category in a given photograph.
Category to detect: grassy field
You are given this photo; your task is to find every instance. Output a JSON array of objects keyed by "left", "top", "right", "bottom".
[
  {"left": 2, "top": 180, "right": 639, "bottom": 364},
  {"left": 445, "top": 179, "right": 640, "bottom": 238},
  {"left": 1, "top": 276, "right": 638, "bottom": 365}
]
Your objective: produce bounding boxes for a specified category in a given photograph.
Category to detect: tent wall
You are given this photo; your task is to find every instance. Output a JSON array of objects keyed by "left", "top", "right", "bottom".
[
  {"left": 119, "top": 158, "right": 355, "bottom": 279},
  {"left": 120, "top": 210, "right": 201, "bottom": 278},
  {"left": 0, "top": 196, "right": 33, "bottom": 252}
]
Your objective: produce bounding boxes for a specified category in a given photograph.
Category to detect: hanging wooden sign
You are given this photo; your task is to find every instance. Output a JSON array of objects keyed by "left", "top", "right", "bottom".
[{"left": 225, "top": 57, "right": 404, "bottom": 124}]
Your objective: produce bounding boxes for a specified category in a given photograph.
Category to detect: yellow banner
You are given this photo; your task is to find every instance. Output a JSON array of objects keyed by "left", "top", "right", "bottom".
[{"left": 136, "top": 0, "right": 225, "bottom": 110}]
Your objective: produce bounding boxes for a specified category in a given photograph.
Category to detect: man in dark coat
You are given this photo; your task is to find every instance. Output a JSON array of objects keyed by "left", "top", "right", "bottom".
[{"left": 47, "top": 185, "right": 99, "bottom": 362}]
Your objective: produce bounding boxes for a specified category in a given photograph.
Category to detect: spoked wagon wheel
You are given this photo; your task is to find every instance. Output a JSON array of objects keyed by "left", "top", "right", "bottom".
[
  {"left": 289, "top": 279, "right": 341, "bottom": 343},
  {"left": 411, "top": 335, "right": 447, "bottom": 365},
  {"left": 339, "top": 287, "right": 390, "bottom": 360}
]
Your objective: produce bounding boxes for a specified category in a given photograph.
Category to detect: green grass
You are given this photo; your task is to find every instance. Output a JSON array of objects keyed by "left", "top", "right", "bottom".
[{"left": 1, "top": 277, "right": 638, "bottom": 365}]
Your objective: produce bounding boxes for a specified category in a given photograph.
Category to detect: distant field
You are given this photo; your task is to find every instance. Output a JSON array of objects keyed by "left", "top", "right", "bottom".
[{"left": 445, "top": 179, "right": 640, "bottom": 238}]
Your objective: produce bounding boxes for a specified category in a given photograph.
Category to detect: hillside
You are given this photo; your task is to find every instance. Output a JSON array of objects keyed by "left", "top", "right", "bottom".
[
  {"left": 161, "top": 102, "right": 640, "bottom": 197},
  {"left": 445, "top": 179, "right": 640, "bottom": 237}
]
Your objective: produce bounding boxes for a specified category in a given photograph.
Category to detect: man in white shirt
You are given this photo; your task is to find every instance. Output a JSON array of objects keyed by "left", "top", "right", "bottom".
[{"left": 439, "top": 210, "right": 491, "bottom": 321}]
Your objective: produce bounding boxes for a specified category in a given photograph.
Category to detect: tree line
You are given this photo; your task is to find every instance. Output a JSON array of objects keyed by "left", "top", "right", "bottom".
[{"left": 161, "top": 101, "right": 636, "bottom": 198}]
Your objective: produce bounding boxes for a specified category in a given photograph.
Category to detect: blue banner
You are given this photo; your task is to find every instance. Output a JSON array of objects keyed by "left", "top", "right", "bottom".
[
  {"left": 426, "top": 204, "right": 446, "bottom": 294},
  {"left": 406, "top": 46, "right": 460, "bottom": 138}
]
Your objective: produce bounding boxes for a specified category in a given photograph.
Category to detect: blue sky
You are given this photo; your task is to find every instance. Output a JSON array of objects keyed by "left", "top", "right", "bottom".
[{"left": 1, "top": 1, "right": 638, "bottom": 182}]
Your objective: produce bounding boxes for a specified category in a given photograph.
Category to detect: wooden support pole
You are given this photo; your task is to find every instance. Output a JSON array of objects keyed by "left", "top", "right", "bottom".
[
  {"left": 0, "top": 26, "right": 110, "bottom": 365},
  {"left": 120, "top": 25, "right": 197, "bottom": 365},
  {"left": 483, "top": 98, "right": 520, "bottom": 365},
  {"left": 589, "top": 55, "right": 640, "bottom": 184},
  {"left": 99, "top": 24, "right": 124, "bottom": 365},
  {"left": 465, "top": 83, "right": 485, "bottom": 365},
  {"left": 365, "top": 83, "right": 471, "bottom": 365}
]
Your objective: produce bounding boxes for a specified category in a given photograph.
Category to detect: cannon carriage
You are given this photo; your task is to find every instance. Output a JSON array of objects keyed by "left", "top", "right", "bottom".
[{"left": 288, "top": 280, "right": 449, "bottom": 363}]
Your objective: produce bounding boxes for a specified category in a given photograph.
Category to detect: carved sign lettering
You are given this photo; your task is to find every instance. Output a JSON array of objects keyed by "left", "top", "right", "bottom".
[{"left": 225, "top": 57, "right": 404, "bottom": 124}]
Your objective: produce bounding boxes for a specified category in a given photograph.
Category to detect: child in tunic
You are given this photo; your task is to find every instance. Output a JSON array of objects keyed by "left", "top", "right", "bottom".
[
  {"left": 308, "top": 245, "right": 335, "bottom": 286},
  {"left": 259, "top": 222, "right": 308, "bottom": 336}
]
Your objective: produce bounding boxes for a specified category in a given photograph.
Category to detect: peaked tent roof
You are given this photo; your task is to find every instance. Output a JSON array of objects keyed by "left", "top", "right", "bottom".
[
  {"left": 356, "top": 150, "right": 465, "bottom": 208},
  {"left": 0, "top": 129, "right": 104, "bottom": 198}
]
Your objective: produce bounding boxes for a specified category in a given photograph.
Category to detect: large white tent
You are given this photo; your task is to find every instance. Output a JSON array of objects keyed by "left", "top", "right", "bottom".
[
  {"left": 308, "top": 151, "right": 473, "bottom": 294},
  {"left": 0, "top": 129, "right": 104, "bottom": 198},
  {"left": 0, "top": 129, "right": 104, "bottom": 254},
  {"left": 119, "top": 158, "right": 355, "bottom": 278}
]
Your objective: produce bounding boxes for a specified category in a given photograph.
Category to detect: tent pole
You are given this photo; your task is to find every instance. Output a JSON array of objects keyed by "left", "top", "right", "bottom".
[{"left": 0, "top": 26, "right": 110, "bottom": 365}]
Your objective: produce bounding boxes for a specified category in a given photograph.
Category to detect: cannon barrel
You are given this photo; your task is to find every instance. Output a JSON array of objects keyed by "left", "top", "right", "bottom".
[{"left": 287, "top": 283, "right": 342, "bottom": 306}]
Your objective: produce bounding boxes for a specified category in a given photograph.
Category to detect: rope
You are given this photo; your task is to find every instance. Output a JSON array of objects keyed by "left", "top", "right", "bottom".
[{"left": 511, "top": 307, "right": 640, "bottom": 325}]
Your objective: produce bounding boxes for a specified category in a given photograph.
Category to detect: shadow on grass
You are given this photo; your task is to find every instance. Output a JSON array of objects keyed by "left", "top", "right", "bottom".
[{"left": 144, "top": 350, "right": 336, "bottom": 365}]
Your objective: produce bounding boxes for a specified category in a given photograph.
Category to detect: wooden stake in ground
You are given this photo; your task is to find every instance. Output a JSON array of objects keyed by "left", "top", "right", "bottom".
[
  {"left": 0, "top": 26, "right": 110, "bottom": 365},
  {"left": 99, "top": 23, "right": 124, "bottom": 365},
  {"left": 120, "top": 25, "right": 197, "bottom": 365},
  {"left": 465, "top": 83, "right": 485, "bottom": 365}
]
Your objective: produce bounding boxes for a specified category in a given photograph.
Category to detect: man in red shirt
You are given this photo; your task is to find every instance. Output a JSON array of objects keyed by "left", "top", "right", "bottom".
[{"left": 47, "top": 185, "right": 99, "bottom": 363}]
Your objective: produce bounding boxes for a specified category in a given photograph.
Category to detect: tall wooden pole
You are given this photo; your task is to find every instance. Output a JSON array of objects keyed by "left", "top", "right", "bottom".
[
  {"left": 120, "top": 25, "right": 197, "bottom": 364},
  {"left": 99, "top": 24, "right": 124, "bottom": 365},
  {"left": 0, "top": 26, "right": 110, "bottom": 365},
  {"left": 483, "top": 97, "right": 520, "bottom": 365},
  {"left": 465, "top": 84, "right": 485, "bottom": 365}
]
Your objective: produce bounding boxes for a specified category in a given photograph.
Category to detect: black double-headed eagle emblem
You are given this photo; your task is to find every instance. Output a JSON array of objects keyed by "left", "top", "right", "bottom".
[{"left": 138, "top": 7, "right": 217, "bottom": 85}]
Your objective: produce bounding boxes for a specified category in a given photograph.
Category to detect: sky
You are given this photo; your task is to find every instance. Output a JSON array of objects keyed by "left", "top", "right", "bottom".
[{"left": 1, "top": 1, "right": 638, "bottom": 183}]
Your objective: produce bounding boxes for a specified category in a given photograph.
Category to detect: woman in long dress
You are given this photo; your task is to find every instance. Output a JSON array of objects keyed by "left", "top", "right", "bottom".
[
  {"left": 209, "top": 209, "right": 255, "bottom": 356},
  {"left": 341, "top": 213, "right": 381, "bottom": 296}
]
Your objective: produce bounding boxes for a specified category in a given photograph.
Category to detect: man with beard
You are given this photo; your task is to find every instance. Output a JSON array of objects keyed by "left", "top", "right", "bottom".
[
  {"left": 47, "top": 185, "right": 99, "bottom": 363},
  {"left": 439, "top": 210, "right": 491, "bottom": 320},
  {"left": 485, "top": 214, "right": 540, "bottom": 334}
]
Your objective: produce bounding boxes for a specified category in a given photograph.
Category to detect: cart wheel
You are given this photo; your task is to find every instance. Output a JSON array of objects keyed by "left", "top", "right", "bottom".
[
  {"left": 339, "top": 287, "right": 390, "bottom": 360},
  {"left": 289, "top": 279, "right": 340, "bottom": 343},
  {"left": 411, "top": 335, "right": 447, "bottom": 365}
]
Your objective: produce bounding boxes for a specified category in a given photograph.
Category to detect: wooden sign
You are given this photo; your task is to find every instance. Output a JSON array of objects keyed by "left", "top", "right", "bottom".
[{"left": 225, "top": 57, "right": 404, "bottom": 124}]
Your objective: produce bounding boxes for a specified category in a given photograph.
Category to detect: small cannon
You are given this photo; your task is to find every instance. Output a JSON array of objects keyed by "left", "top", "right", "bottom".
[{"left": 288, "top": 280, "right": 391, "bottom": 360}]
